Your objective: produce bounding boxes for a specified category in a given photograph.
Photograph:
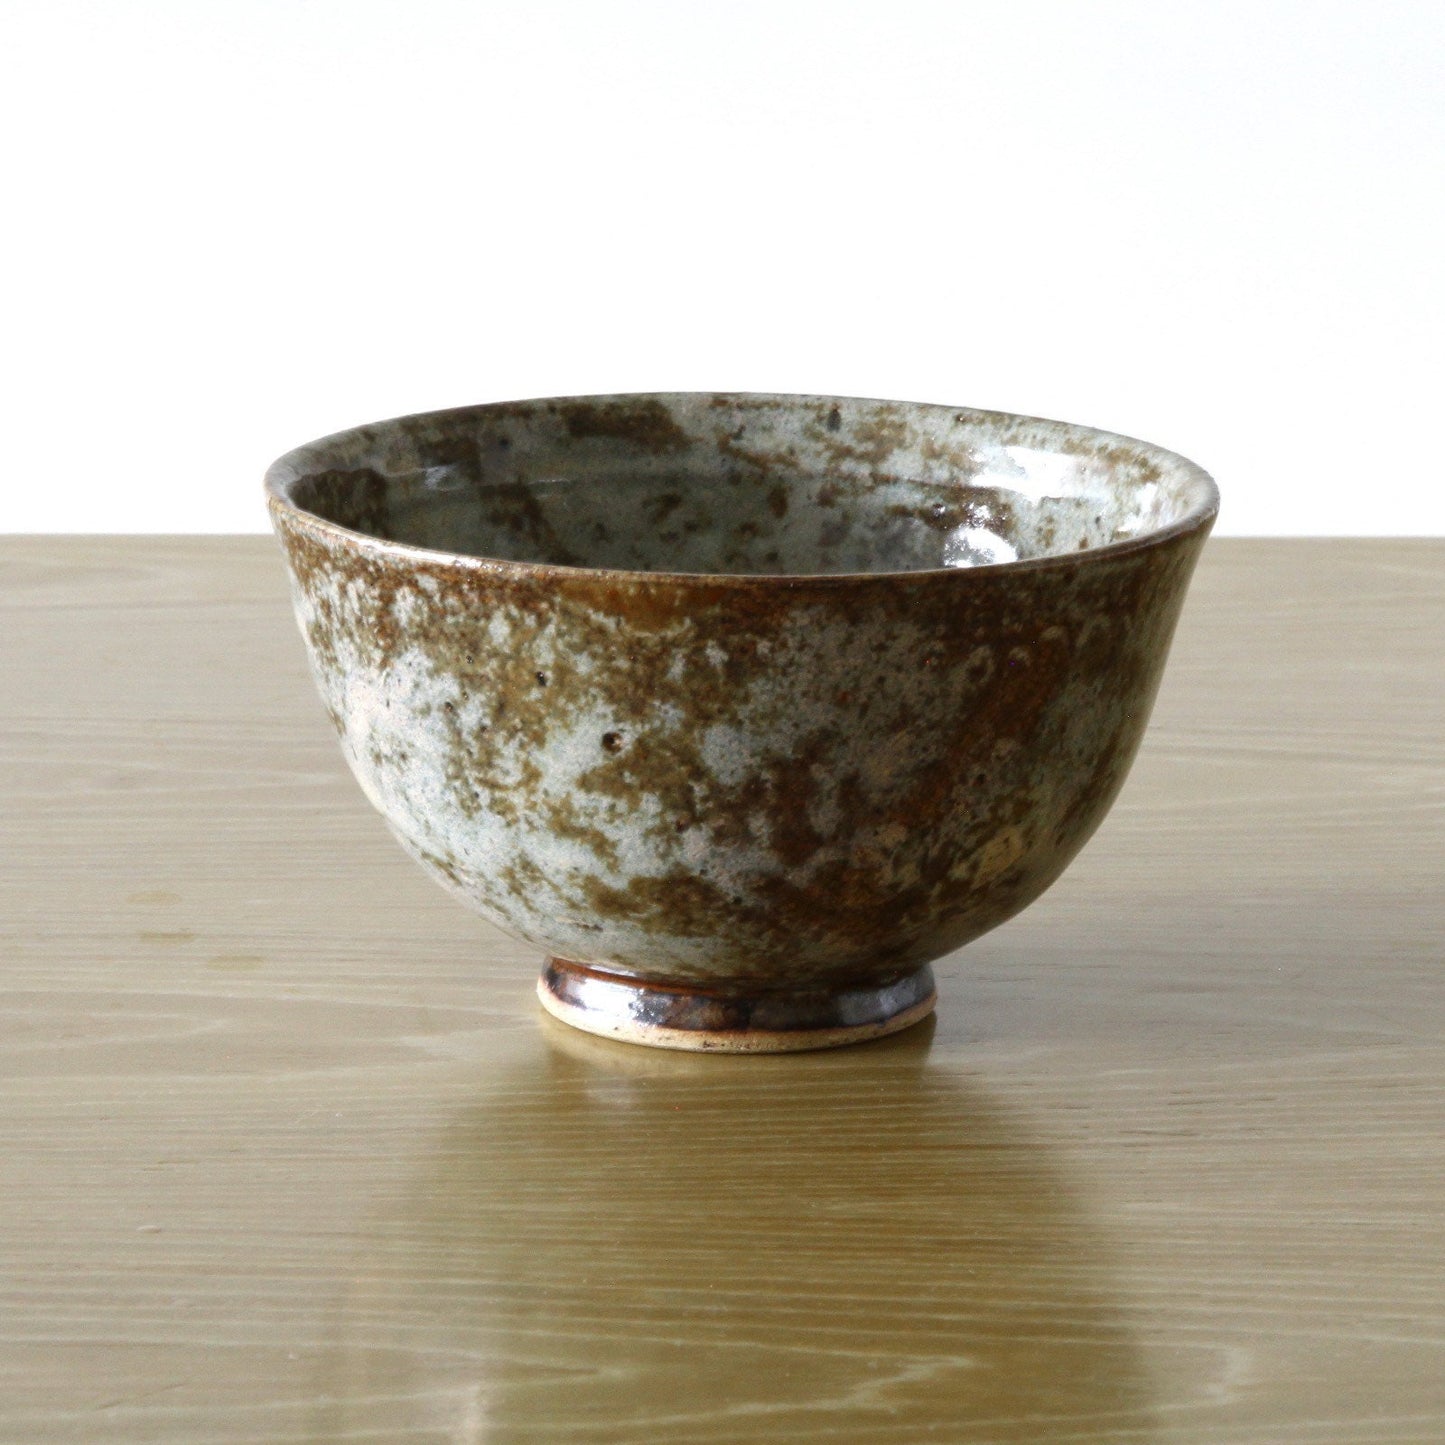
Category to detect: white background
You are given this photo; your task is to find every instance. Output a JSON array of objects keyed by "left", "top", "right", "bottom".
[{"left": 1, "top": 0, "right": 1440, "bottom": 535}]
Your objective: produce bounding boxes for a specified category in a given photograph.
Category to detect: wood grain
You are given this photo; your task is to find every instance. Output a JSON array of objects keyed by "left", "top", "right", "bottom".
[{"left": 1, "top": 536, "right": 1442, "bottom": 1443}]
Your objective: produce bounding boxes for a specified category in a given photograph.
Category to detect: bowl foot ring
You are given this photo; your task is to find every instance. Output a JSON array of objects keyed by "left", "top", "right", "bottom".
[{"left": 537, "top": 958, "right": 937, "bottom": 1053}]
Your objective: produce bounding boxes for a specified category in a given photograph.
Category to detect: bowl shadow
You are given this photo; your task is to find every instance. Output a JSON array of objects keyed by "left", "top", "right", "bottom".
[{"left": 315, "top": 1019, "right": 1158, "bottom": 1443}]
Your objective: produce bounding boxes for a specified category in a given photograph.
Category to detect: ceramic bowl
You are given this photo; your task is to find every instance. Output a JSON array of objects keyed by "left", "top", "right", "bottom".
[{"left": 266, "top": 393, "right": 1217, "bottom": 1052}]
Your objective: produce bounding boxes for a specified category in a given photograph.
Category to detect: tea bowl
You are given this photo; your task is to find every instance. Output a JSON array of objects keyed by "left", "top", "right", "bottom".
[{"left": 266, "top": 393, "right": 1217, "bottom": 1052}]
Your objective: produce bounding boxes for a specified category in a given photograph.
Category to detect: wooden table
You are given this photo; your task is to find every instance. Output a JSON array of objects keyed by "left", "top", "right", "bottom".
[{"left": 2, "top": 537, "right": 1442, "bottom": 1443}]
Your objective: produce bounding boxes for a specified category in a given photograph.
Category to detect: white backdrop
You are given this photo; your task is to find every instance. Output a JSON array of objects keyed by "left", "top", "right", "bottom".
[{"left": 2, "top": 0, "right": 1440, "bottom": 535}]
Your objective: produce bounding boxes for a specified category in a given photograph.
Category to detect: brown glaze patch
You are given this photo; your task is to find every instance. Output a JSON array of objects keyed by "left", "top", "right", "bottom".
[
  {"left": 295, "top": 467, "right": 392, "bottom": 540},
  {"left": 557, "top": 398, "right": 692, "bottom": 453},
  {"left": 477, "top": 481, "right": 587, "bottom": 567}
]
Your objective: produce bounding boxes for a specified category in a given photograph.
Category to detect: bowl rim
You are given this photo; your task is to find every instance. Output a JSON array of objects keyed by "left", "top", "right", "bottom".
[{"left": 264, "top": 391, "right": 1220, "bottom": 586}]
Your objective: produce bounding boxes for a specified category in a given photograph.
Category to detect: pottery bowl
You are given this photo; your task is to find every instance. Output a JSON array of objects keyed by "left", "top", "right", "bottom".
[{"left": 266, "top": 393, "right": 1217, "bottom": 1051}]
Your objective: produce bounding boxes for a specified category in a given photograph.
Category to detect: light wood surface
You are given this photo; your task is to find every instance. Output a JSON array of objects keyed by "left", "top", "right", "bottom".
[{"left": 1, "top": 536, "right": 1442, "bottom": 1444}]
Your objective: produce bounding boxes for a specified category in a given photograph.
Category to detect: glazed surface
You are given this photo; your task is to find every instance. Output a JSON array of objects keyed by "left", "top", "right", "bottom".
[
  {"left": 273, "top": 394, "right": 1212, "bottom": 576},
  {"left": 268, "top": 394, "right": 1216, "bottom": 992}
]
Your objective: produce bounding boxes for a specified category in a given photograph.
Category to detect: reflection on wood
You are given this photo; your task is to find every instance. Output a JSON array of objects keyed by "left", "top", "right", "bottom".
[{"left": 318, "top": 1020, "right": 1151, "bottom": 1441}]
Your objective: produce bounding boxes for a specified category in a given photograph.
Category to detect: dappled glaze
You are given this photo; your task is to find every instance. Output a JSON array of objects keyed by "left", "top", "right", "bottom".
[{"left": 267, "top": 394, "right": 1216, "bottom": 1049}]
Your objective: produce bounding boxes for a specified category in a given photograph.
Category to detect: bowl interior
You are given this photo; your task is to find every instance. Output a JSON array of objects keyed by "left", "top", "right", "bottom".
[{"left": 268, "top": 394, "right": 1215, "bottom": 576}]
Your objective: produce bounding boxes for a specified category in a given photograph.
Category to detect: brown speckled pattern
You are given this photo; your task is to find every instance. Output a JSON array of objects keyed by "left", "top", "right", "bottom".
[{"left": 266, "top": 394, "right": 1216, "bottom": 1042}]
